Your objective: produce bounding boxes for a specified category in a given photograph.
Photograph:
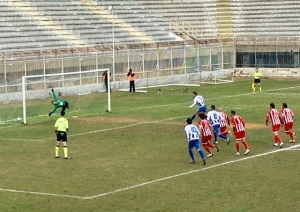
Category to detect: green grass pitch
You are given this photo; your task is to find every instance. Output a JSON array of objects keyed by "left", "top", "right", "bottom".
[{"left": 1, "top": 79, "right": 300, "bottom": 212}]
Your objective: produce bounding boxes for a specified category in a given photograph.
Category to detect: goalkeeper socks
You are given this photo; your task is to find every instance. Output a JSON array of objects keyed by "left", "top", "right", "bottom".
[
  {"left": 190, "top": 115, "right": 196, "bottom": 120},
  {"left": 188, "top": 149, "right": 195, "bottom": 161},
  {"left": 198, "top": 149, "right": 205, "bottom": 160},
  {"left": 55, "top": 146, "right": 59, "bottom": 157},
  {"left": 259, "top": 86, "right": 262, "bottom": 92},
  {"left": 63, "top": 147, "right": 68, "bottom": 158}
]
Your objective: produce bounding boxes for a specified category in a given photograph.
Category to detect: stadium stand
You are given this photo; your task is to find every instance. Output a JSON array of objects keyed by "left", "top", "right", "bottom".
[{"left": 0, "top": 0, "right": 300, "bottom": 52}]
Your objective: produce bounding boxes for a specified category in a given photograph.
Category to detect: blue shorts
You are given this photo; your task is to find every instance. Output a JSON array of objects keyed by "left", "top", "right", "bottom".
[
  {"left": 188, "top": 139, "right": 200, "bottom": 149},
  {"left": 196, "top": 105, "right": 206, "bottom": 113},
  {"left": 212, "top": 124, "right": 220, "bottom": 134}
]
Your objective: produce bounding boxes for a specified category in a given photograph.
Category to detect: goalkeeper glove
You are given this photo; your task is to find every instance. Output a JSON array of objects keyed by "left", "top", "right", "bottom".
[{"left": 49, "top": 112, "right": 52, "bottom": 116}]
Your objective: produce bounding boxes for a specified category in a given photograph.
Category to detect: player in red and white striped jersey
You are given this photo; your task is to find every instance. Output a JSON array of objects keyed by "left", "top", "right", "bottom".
[
  {"left": 281, "top": 103, "right": 295, "bottom": 143},
  {"left": 218, "top": 108, "right": 231, "bottom": 137},
  {"left": 266, "top": 103, "right": 284, "bottom": 148},
  {"left": 198, "top": 113, "right": 219, "bottom": 157},
  {"left": 230, "top": 110, "right": 250, "bottom": 156}
]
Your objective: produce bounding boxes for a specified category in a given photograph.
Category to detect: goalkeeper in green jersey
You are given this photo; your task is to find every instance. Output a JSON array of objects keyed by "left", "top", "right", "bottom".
[{"left": 49, "top": 89, "right": 69, "bottom": 116}]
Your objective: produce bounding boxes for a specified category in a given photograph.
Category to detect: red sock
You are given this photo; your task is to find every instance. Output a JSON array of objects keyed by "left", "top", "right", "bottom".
[
  {"left": 288, "top": 131, "right": 294, "bottom": 140},
  {"left": 236, "top": 142, "right": 240, "bottom": 152},
  {"left": 242, "top": 141, "right": 249, "bottom": 150},
  {"left": 207, "top": 143, "right": 215, "bottom": 148},
  {"left": 275, "top": 135, "right": 282, "bottom": 143},
  {"left": 203, "top": 145, "right": 212, "bottom": 154}
]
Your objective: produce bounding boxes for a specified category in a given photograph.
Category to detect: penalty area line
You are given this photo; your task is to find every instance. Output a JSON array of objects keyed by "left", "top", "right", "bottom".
[
  {"left": 0, "top": 188, "right": 83, "bottom": 199},
  {"left": 1, "top": 144, "right": 298, "bottom": 199}
]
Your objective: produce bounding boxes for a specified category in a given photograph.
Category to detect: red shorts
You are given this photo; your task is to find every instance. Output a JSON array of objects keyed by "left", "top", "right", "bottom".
[
  {"left": 220, "top": 126, "right": 227, "bottom": 134},
  {"left": 234, "top": 131, "right": 245, "bottom": 140},
  {"left": 284, "top": 122, "right": 293, "bottom": 132},
  {"left": 201, "top": 135, "right": 212, "bottom": 144},
  {"left": 272, "top": 124, "right": 281, "bottom": 133}
]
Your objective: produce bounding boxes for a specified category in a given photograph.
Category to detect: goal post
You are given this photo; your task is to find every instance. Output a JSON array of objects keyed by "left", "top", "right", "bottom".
[{"left": 22, "top": 68, "right": 111, "bottom": 124}]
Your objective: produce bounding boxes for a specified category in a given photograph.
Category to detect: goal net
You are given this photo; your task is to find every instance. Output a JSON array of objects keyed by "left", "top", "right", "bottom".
[
  {"left": 20, "top": 69, "right": 111, "bottom": 124},
  {"left": 198, "top": 69, "right": 234, "bottom": 85}
]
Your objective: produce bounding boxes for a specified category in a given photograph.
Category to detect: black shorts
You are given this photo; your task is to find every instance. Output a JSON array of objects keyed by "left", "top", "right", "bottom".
[
  {"left": 62, "top": 101, "right": 69, "bottom": 111},
  {"left": 57, "top": 131, "right": 67, "bottom": 142},
  {"left": 254, "top": 79, "right": 260, "bottom": 84}
]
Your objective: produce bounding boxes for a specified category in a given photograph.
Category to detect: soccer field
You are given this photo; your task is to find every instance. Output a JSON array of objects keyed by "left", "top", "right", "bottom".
[{"left": 1, "top": 79, "right": 300, "bottom": 212}]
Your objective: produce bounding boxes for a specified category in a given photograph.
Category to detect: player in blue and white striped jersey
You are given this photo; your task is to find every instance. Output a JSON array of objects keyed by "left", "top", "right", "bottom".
[
  {"left": 207, "top": 105, "right": 229, "bottom": 144},
  {"left": 188, "top": 92, "right": 206, "bottom": 120},
  {"left": 184, "top": 118, "right": 206, "bottom": 166}
]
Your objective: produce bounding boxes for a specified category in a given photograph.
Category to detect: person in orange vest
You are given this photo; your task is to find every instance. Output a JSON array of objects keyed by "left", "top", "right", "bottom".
[{"left": 127, "top": 69, "right": 135, "bottom": 92}]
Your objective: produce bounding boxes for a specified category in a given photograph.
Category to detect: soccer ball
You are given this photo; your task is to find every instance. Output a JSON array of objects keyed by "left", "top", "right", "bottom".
[{"left": 16, "top": 117, "right": 21, "bottom": 122}]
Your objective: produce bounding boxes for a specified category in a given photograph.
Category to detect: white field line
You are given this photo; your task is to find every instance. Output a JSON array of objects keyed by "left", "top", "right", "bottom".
[
  {"left": 284, "top": 148, "right": 300, "bottom": 151},
  {"left": 261, "top": 93, "right": 300, "bottom": 96},
  {"left": 1, "top": 143, "right": 299, "bottom": 200},
  {"left": 0, "top": 188, "right": 83, "bottom": 199},
  {"left": 0, "top": 85, "right": 299, "bottom": 142}
]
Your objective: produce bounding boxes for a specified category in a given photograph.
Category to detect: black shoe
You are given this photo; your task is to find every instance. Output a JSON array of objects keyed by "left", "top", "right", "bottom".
[
  {"left": 64, "top": 156, "right": 71, "bottom": 159},
  {"left": 203, "top": 159, "right": 207, "bottom": 166},
  {"left": 215, "top": 145, "right": 220, "bottom": 152},
  {"left": 55, "top": 156, "right": 59, "bottom": 159}
]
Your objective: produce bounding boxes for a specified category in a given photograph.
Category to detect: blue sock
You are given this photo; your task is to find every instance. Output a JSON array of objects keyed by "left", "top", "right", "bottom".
[
  {"left": 198, "top": 149, "right": 205, "bottom": 160},
  {"left": 213, "top": 131, "right": 217, "bottom": 142},
  {"left": 190, "top": 114, "right": 196, "bottom": 120},
  {"left": 188, "top": 149, "right": 195, "bottom": 161},
  {"left": 219, "top": 134, "right": 228, "bottom": 140}
]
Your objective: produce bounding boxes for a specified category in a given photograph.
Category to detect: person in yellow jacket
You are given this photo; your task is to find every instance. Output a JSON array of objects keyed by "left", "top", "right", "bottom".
[
  {"left": 127, "top": 69, "right": 135, "bottom": 92},
  {"left": 54, "top": 111, "right": 71, "bottom": 159},
  {"left": 253, "top": 68, "right": 262, "bottom": 92}
]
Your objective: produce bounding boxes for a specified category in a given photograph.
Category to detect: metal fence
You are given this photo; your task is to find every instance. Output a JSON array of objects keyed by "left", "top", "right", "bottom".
[
  {"left": 236, "top": 37, "right": 300, "bottom": 68},
  {"left": 0, "top": 42, "right": 235, "bottom": 94}
]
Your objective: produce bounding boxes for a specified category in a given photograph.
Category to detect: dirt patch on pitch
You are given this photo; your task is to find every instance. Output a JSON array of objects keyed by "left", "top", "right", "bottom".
[
  {"left": 70, "top": 116, "right": 141, "bottom": 123},
  {"left": 246, "top": 123, "right": 266, "bottom": 129}
]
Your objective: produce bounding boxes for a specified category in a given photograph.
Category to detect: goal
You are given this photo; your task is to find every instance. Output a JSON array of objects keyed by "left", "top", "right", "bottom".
[
  {"left": 199, "top": 69, "right": 234, "bottom": 85},
  {"left": 21, "top": 69, "right": 111, "bottom": 124}
]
